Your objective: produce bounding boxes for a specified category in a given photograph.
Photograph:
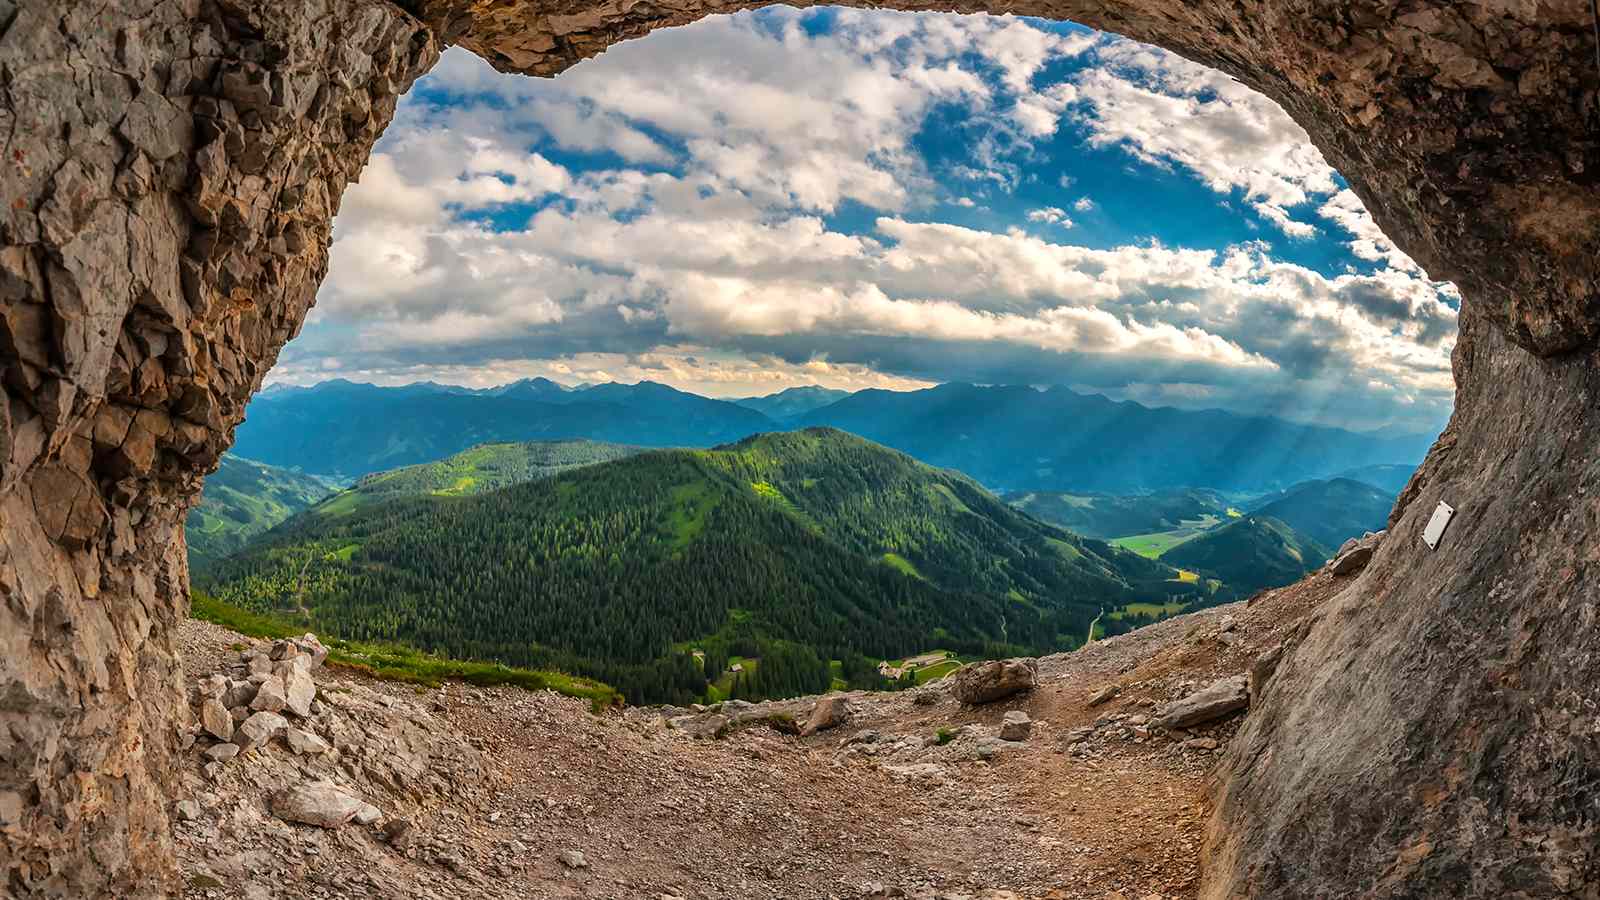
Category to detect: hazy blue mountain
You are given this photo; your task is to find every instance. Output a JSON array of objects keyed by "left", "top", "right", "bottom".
[
  {"left": 235, "top": 379, "right": 1431, "bottom": 492},
  {"left": 798, "top": 383, "right": 1433, "bottom": 493},
  {"left": 231, "top": 379, "right": 774, "bottom": 480},
  {"left": 1248, "top": 477, "right": 1394, "bottom": 549},
  {"left": 1333, "top": 463, "right": 1416, "bottom": 495},
  {"left": 186, "top": 455, "right": 335, "bottom": 569},
  {"left": 732, "top": 386, "right": 851, "bottom": 420}
]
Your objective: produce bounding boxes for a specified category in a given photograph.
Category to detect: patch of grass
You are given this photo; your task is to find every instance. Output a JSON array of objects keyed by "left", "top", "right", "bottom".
[
  {"left": 880, "top": 552, "right": 923, "bottom": 579},
  {"left": 913, "top": 659, "right": 962, "bottom": 684},
  {"left": 662, "top": 480, "right": 716, "bottom": 548},
  {"left": 1113, "top": 528, "right": 1203, "bottom": 557},
  {"left": 934, "top": 727, "right": 956, "bottom": 746},
  {"left": 1045, "top": 537, "right": 1083, "bottom": 560},
  {"left": 311, "top": 490, "right": 367, "bottom": 518},
  {"left": 1170, "top": 568, "right": 1200, "bottom": 583},
  {"left": 1226, "top": 507, "right": 1244, "bottom": 518},
  {"left": 189, "top": 591, "right": 621, "bottom": 711},
  {"left": 1107, "top": 600, "right": 1190, "bottom": 621}
]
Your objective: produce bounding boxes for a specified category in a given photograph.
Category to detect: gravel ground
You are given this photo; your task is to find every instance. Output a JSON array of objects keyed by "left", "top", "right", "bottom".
[{"left": 173, "top": 569, "right": 1350, "bottom": 900}]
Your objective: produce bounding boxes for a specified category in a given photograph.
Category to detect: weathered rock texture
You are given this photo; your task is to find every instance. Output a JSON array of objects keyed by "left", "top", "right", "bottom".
[
  {"left": 0, "top": 1, "right": 437, "bottom": 895},
  {"left": 1206, "top": 314, "right": 1600, "bottom": 897},
  {"left": 0, "top": 0, "right": 1597, "bottom": 897}
]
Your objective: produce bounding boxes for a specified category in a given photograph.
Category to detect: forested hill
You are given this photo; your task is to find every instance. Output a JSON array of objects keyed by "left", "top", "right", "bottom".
[
  {"left": 186, "top": 456, "right": 335, "bottom": 569},
  {"left": 345, "top": 440, "right": 641, "bottom": 502},
  {"left": 201, "top": 429, "right": 1178, "bottom": 704},
  {"left": 1162, "top": 515, "right": 1330, "bottom": 597}
]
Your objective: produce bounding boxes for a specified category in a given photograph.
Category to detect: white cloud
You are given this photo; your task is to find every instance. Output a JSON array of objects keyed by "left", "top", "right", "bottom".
[
  {"left": 1071, "top": 41, "right": 1337, "bottom": 238},
  {"left": 1317, "top": 189, "right": 1422, "bottom": 273},
  {"left": 301, "top": 10, "right": 1457, "bottom": 431},
  {"left": 1026, "top": 207, "right": 1073, "bottom": 227}
]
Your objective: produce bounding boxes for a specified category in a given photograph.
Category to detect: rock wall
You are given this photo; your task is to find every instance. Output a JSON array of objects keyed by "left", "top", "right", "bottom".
[
  {"left": 0, "top": 1, "right": 436, "bottom": 895},
  {"left": 0, "top": 0, "right": 1596, "bottom": 896},
  {"left": 1206, "top": 313, "right": 1600, "bottom": 897}
]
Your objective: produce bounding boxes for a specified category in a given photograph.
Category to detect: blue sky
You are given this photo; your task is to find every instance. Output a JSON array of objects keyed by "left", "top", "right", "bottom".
[{"left": 277, "top": 8, "right": 1458, "bottom": 432}]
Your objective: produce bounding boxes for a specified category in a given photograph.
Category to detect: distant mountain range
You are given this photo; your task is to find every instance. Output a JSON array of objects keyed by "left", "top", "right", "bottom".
[
  {"left": 731, "top": 386, "right": 849, "bottom": 419},
  {"left": 232, "top": 378, "right": 769, "bottom": 480},
  {"left": 199, "top": 428, "right": 1180, "bottom": 704},
  {"left": 1249, "top": 477, "right": 1392, "bottom": 549},
  {"left": 793, "top": 383, "right": 1431, "bottom": 492},
  {"left": 1009, "top": 470, "right": 1403, "bottom": 600},
  {"left": 239, "top": 379, "right": 1433, "bottom": 492}
]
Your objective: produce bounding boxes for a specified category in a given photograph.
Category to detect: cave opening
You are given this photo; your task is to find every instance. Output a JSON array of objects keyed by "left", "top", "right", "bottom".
[{"left": 1, "top": 1, "right": 1597, "bottom": 897}]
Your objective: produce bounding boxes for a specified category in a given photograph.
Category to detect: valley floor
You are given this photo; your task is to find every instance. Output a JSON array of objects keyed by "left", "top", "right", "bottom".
[{"left": 173, "top": 574, "right": 1342, "bottom": 900}]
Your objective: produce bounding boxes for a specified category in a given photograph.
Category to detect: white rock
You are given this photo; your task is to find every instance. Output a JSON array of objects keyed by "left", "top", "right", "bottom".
[
  {"left": 284, "top": 727, "right": 330, "bottom": 755},
  {"left": 250, "top": 674, "right": 287, "bottom": 713},
  {"left": 999, "top": 710, "right": 1032, "bottom": 742},
  {"left": 203, "top": 743, "right": 239, "bottom": 763},
  {"left": 174, "top": 800, "right": 201, "bottom": 821},
  {"left": 270, "top": 782, "right": 371, "bottom": 828},
  {"left": 283, "top": 666, "right": 316, "bottom": 718},
  {"left": 197, "top": 674, "right": 228, "bottom": 699},
  {"left": 234, "top": 711, "right": 288, "bottom": 752},
  {"left": 199, "top": 698, "right": 233, "bottom": 742},
  {"left": 1153, "top": 676, "right": 1249, "bottom": 730}
]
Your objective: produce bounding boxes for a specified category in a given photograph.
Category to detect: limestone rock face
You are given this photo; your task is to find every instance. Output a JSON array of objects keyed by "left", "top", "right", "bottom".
[
  {"left": 0, "top": 2, "right": 437, "bottom": 894},
  {"left": 951, "top": 659, "right": 1038, "bottom": 705},
  {"left": 2, "top": 0, "right": 1597, "bottom": 896},
  {"left": 1206, "top": 317, "right": 1600, "bottom": 898}
]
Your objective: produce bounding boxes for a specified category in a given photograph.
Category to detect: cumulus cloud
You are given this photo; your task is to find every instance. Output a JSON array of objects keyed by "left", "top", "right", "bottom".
[
  {"left": 1026, "top": 207, "right": 1073, "bottom": 226},
  {"left": 297, "top": 8, "right": 1457, "bottom": 432},
  {"left": 1071, "top": 42, "right": 1337, "bottom": 238}
]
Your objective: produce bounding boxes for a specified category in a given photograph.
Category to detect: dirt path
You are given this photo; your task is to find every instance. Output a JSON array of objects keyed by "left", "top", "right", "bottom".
[{"left": 173, "top": 573, "right": 1344, "bottom": 900}]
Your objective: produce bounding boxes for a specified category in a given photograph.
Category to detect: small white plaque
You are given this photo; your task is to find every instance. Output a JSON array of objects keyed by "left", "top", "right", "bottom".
[{"left": 1422, "top": 500, "right": 1454, "bottom": 550}]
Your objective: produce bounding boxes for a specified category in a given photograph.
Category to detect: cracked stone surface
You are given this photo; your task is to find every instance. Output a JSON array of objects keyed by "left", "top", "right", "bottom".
[{"left": 0, "top": 0, "right": 1597, "bottom": 897}]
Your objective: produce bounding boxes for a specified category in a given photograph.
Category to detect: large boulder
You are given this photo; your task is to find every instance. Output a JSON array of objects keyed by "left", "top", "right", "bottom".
[
  {"left": 198, "top": 699, "right": 233, "bottom": 743},
  {"left": 233, "top": 711, "right": 289, "bottom": 753},
  {"left": 1327, "top": 530, "right": 1384, "bottom": 576},
  {"left": 249, "top": 674, "right": 287, "bottom": 713},
  {"left": 283, "top": 666, "right": 316, "bottom": 718},
  {"left": 799, "top": 695, "right": 852, "bottom": 737},
  {"left": 950, "top": 658, "right": 1038, "bottom": 705},
  {"left": 1153, "top": 675, "right": 1249, "bottom": 730},
  {"left": 270, "top": 782, "right": 377, "bottom": 829}
]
